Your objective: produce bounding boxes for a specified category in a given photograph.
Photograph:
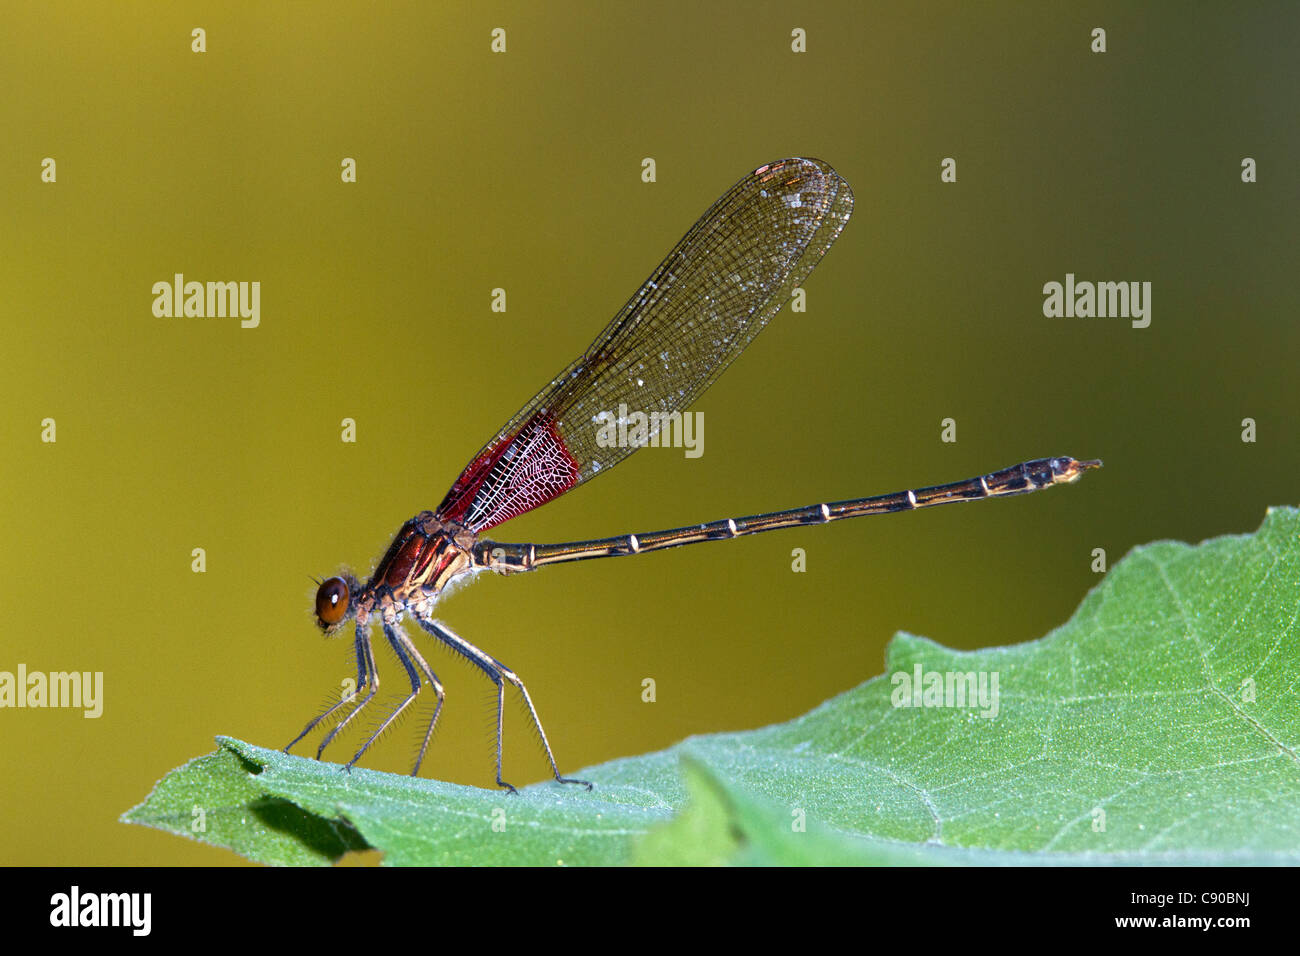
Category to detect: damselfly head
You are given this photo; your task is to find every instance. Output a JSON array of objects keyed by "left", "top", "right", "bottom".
[{"left": 314, "top": 575, "right": 357, "bottom": 633}]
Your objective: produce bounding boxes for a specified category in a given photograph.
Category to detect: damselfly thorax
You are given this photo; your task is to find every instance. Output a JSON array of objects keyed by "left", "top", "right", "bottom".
[{"left": 343, "top": 513, "right": 479, "bottom": 627}]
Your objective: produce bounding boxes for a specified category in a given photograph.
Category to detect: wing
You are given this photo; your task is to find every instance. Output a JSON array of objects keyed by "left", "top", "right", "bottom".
[{"left": 436, "top": 157, "right": 854, "bottom": 534}]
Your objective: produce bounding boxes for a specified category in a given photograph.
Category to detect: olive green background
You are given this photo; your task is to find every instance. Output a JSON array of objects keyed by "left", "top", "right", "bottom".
[{"left": 1, "top": 2, "right": 1296, "bottom": 865}]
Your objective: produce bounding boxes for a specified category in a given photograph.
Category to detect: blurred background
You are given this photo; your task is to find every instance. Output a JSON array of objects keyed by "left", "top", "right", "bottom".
[{"left": 1, "top": 1, "right": 1296, "bottom": 864}]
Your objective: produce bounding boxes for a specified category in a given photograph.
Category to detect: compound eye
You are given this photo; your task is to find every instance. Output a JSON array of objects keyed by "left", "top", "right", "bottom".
[{"left": 315, "top": 577, "right": 350, "bottom": 627}]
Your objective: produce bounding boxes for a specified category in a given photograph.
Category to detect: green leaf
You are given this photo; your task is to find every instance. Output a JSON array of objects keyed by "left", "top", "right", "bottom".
[
  {"left": 124, "top": 507, "right": 1300, "bottom": 865},
  {"left": 120, "top": 746, "right": 367, "bottom": 865}
]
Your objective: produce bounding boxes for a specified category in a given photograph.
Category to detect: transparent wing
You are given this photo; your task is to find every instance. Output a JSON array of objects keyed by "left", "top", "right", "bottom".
[{"left": 436, "top": 157, "right": 854, "bottom": 534}]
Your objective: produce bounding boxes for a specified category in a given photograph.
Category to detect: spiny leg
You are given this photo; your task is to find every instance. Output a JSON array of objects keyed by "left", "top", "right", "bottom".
[
  {"left": 345, "top": 623, "right": 424, "bottom": 770},
  {"left": 316, "top": 622, "right": 380, "bottom": 760},
  {"left": 389, "top": 627, "right": 446, "bottom": 777},
  {"left": 285, "top": 620, "right": 373, "bottom": 754},
  {"left": 423, "top": 617, "right": 513, "bottom": 793},
  {"left": 494, "top": 660, "right": 592, "bottom": 791},
  {"left": 416, "top": 616, "right": 591, "bottom": 792}
]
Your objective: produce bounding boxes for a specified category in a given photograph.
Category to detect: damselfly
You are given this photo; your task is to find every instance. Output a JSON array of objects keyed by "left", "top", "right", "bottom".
[{"left": 286, "top": 158, "right": 1100, "bottom": 791}]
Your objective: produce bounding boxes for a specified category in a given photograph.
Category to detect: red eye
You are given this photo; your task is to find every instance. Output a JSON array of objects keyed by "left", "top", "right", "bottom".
[{"left": 315, "top": 577, "right": 350, "bottom": 627}]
